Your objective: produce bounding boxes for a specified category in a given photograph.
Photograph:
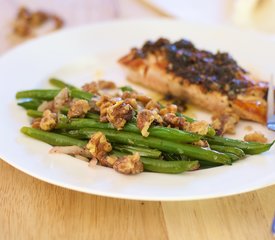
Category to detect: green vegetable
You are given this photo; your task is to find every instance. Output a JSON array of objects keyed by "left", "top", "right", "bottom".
[
  {"left": 16, "top": 89, "right": 93, "bottom": 101},
  {"left": 66, "top": 128, "right": 231, "bottom": 165},
  {"left": 206, "top": 136, "right": 275, "bottom": 154},
  {"left": 210, "top": 145, "right": 245, "bottom": 158},
  {"left": 113, "top": 144, "right": 162, "bottom": 158},
  {"left": 21, "top": 127, "right": 87, "bottom": 147},
  {"left": 49, "top": 78, "right": 77, "bottom": 90},
  {"left": 17, "top": 99, "right": 42, "bottom": 110},
  {"left": 111, "top": 151, "right": 199, "bottom": 173},
  {"left": 56, "top": 118, "right": 203, "bottom": 143}
]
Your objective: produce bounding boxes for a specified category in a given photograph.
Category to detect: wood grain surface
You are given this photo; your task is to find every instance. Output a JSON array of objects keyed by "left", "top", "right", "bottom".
[{"left": 0, "top": 1, "right": 274, "bottom": 239}]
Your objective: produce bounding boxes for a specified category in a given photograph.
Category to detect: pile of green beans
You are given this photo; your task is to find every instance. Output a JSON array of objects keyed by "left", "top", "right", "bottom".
[{"left": 16, "top": 78, "right": 275, "bottom": 174}]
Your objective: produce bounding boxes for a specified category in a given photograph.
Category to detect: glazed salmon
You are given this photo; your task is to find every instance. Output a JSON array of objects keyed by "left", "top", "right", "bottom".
[{"left": 118, "top": 38, "right": 268, "bottom": 124}]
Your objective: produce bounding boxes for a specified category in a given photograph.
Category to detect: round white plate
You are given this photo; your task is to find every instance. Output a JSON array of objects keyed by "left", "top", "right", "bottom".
[{"left": 0, "top": 19, "right": 274, "bottom": 201}]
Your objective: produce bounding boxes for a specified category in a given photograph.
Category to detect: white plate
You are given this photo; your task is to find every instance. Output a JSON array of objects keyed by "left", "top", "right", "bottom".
[{"left": 0, "top": 19, "right": 274, "bottom": 201}]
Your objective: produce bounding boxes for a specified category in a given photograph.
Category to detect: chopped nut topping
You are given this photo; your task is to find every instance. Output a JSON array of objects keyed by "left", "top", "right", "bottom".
[
  {"left": 86, "top": 132, "right": 112, "bottom": 166},
  {"left": 244, "top": 132, "right": 267, "bottom": 143},
  {"left": 212, "top": 109, "right": 239, "bottom": 135},
  {"left": 193, "top": 140, "right": 209, "bottom": 147},
  {"left": 137, "top": 109, "right": 162, "bottom": 137},
  {"left": 38, "top": 100, "right": 54, "bottom": 112},
  {"left": 13, "top": 6, "right": 64, "bottom": 38},
  {"left": 67, "top": 99, "right": 91, "bottom": 118},
  {"left": 53, "top": 88, "right": 70, "bottom": 111},
  {"left": 96, "top": 96, "right": 116, "bottom": 122},
  {"left": 159, "top": 104, "right": 178, "bottom": 116},
  {"left": 124, "top": 98, "right": 138, "bottom": 109},
  {"left": 82, "top": 80, "right": 116, "bottom": 94},
  {"left": 31, "top": 117, "right": 42, "bottom": 129},
  {"left": 39, "top": 110, "right": 57, "bottom": 131},
  {"left": 106, "top": 100, "right": 133, "bottom": 130},
  {"left": 136, "top": 95, "right": 152, "bottom": 105},
  {"left": 145, "top": 100, "right": 161, "bottom": 111},
  {"left": 163, "top": 113, "right": 188, "bottom": 130},
  {"left": 113, "top": 153, "right": 143, "bottom": 175},
  {"left": 188, "top": 121, "right": 209, "bottom": 135}
]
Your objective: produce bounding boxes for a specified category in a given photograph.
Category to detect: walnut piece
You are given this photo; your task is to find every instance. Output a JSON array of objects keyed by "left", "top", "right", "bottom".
[
  {"left": 106, "top": 101, "right": 133, "bottom": 130},
  {"left": 113, "top": 153, "right": 143, "bottom": 175},
  {"left": 82, "top": 80, "right": 116, "bottom": 94},
  {"left": 67, "top": 99, "right": 91, "bottom": 118},
  {"left": 137, "top": 109, "right": 162, "bottom": 137},
  {"left": 96, "top": 95, "right": 116, "bottom": 122},
  {"left": 86, "top": 132, "right": 112, "bottom": 166},
  {"left": 163, "top": 113, "right": 188, "bottom": 130},
  {"left": 188, "top": 121, "right": 209, "bottom": 135},
  {"left": 159, "top": 104, "right": 178, "bottom": 116},
  {"left": 53, "top": 87, "right": 70, "bottom": 111},
  {"left": 13, "top": 6, "right": 64, "bottom": 38},
  {"left": 211, "top": 109, "right": 240, "bottom": 135},
  {"left": 39, "top": 110, "right": 57, "bottom": 131},
  {"left": 244, "top": 132, "right": 267, "bottom": 143}
]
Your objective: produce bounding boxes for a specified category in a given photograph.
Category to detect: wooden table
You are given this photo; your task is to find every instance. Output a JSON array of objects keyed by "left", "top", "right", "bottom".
[{"left": 1, "top": 1, "right": 274, "bottom": 239}]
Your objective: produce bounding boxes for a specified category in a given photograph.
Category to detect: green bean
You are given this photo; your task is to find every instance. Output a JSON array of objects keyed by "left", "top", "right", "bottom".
[
  {"left": 224, "top": 153, "right": 240, "bottom": 162},
  {"left": 210, "top": 145, "right": 245, "bottom": 158},
  {"left": 21, "top": 127, "right": 87, "bottom": 147},
  {"left": 162, "top": 153, "right": 189, "bottom": 161},
  {"left": 56, "top": 118, "right": 202, "bottom": 143},
  {"left": 112, "top": 144, "right": 162, "bottom": 158},
  {"left": 16, "top": 89, "right": 59, "bottom": 100},
  {"left": 119, "top": 86, "right": 134, "bottom": 92},
  {"left": 27, "top": 110, "right": 43, "bottom": 118},
  {"left": 49, "top": 78, "right": 77, "bottom": 90},
  {"left": 111, "top": 151, "right": 199, "bottom": 173},
  {"left": 66, "top": 128, "right": 231, "bottom": 164},
  {"left": 17, "top": 99, "right": 42, "bottom": 110},
  {"left": 206, "top": 136, "right": 275, "bottom": 154},
  {"left": 16, "top": 89, "right": 93, "bottom": 101},
  {"left": 141, "top": 158, "right": 199, "bottom": 173}
]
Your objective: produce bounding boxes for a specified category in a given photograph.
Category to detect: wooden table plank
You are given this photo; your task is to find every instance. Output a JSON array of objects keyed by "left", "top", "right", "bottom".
[{"left": 0, "top": 160, "right": 169, "bottom": 240}]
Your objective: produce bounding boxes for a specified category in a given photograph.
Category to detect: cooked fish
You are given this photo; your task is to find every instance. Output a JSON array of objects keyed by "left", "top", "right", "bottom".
[{"left": 118, "top": 38, "right": 268, "bottom": 124}]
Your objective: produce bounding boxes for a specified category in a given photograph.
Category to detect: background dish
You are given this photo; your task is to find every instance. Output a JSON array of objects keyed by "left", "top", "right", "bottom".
[{"left": 0, "top": 19, "right": 274, "bottom": 201}]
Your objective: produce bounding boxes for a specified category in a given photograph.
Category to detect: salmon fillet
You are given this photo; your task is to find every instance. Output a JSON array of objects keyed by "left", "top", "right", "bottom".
[{"left": 118, "top": 38, "right": 268, "bottom": 124}]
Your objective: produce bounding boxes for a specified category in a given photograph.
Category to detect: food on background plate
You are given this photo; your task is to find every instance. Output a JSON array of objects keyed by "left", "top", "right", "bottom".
[
  {"left": 118, "top": 38, "right": 270, "bottom": 132},
  {"left": 13, "top": 6, "right": 63, "bottom": 38},
  {"left": 16, "top": 78, "right": 274, "bottom": 175}
]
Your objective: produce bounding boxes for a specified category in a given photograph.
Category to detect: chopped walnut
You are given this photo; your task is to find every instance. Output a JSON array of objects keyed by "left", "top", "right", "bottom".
[
  {"left": 188, "top": 121, "right": 209, "bottom": 135},
  {"left": 53, "top": 87, "right": 70, "bottom": 111},
  {"left": 121, "top": 91, "right": 138, "bottom": 100},
  {"left": 30, "top": 11, "right": 48, "bottom": 26},
  {"left": 96, "top": 95, "right": 116, "bottom": 122},
  {"left": 101, "top": 155, "right": 118, "bottom": 167},
  {"left": 212, "top": 109, "right": 240, "bottom": 135},
  {"left": 244, "top": 132, "right": 267, "bottom": 143},
  {"left": 137, "top": 109, "right": 162, "bottom": 137},
  {"left": 67, "top": 99, "right": 91, "bottom": 118},
  {"left": 82, "top": 80, "right": 116, "bottom": 94},
  {"left": 113, "top": 153, "right": 143, "bottom": 175},
  {"left": 136, "top": 95, "right": 152, "bottom": 105},
  {"left": 31, "top": 117, "right": 42, "bottom": 129},
  {"left": 124, "top": 98, "right": 138, "bottom": 109},
  {"left": 86, "top": 132, "right": 112, "bottom": 165},
  {"left": 163, "top": 113, "right": 188, "bottom": 130},
  {"left": 145, "top": 100, "right": 161, "bottom": 111},
  {"left": 37, "top": 100, "right": 54, "bottom": 112},
  {"left": 106, "top": 101, "right": 133, "bottom": 130},
  {"left": 159, "top": 104, "right": 178, "bottom": 116},
  {"left": 193, "top": 140, "right": 209, "bottom": 148},
  {"left": 13, "top": 6, "right": 64, "bottom": 38},
  {"left": 39, "top": 110, "right": 57, "bottom": 131}
]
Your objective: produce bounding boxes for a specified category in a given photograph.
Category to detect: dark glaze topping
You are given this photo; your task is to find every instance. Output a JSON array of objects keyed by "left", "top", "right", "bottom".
[{"left": 137, "top": 38, "right": 253, "bottom": 98}]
